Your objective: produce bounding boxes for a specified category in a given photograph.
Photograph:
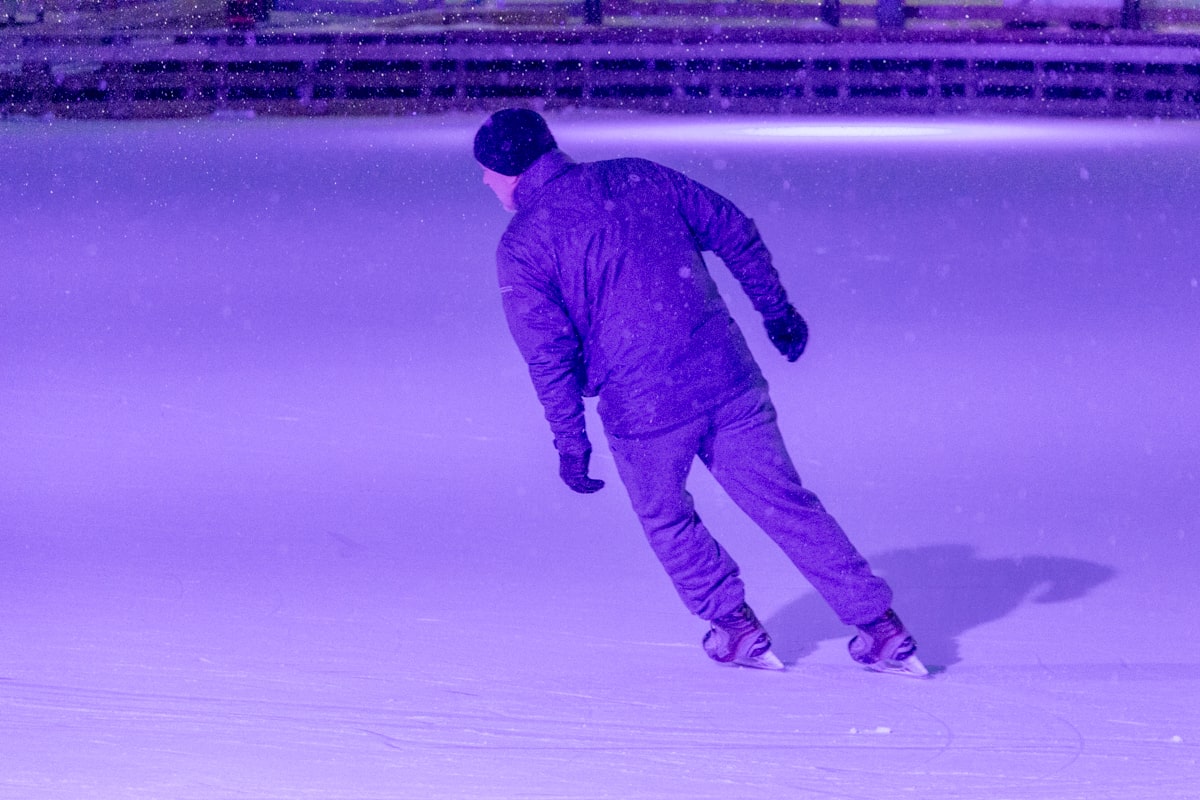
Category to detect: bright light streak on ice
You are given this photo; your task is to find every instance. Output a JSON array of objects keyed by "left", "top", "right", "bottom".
[
  {"left": 741, "top": 123, "right": 951, "bottom": 139},
  {"left": 562, "top": 117, "right": 1195, "bottom": 148}
]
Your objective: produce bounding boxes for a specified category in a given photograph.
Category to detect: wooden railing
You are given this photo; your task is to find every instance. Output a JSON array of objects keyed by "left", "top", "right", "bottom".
[
  {"left": 273, "top": 0, "right": 1200, "bottom": 33},
  {"left": 588, "top": 0, "right": 1200, "bottom": 30}
]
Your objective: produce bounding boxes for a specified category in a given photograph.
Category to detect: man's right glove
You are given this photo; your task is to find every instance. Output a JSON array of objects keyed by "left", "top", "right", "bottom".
[
  {"left": 559, "top": 449, "right": 605, "bottom": 494},
  {"left": 764, "top": 305, "right": 809, "bottom": 362}
]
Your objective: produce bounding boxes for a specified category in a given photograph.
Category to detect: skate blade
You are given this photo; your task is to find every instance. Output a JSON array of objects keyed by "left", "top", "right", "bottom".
[
  {"left": 735, "top": 650, "right": 785, "bottom": 671},
  {"left": 866, "top": 654, "right": 930, "bottom": 678}
]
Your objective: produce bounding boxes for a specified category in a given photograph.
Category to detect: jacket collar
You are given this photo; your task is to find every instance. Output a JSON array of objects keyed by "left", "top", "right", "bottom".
[{"left": 514, "top": 149, "right": 575, "bottom": 211}]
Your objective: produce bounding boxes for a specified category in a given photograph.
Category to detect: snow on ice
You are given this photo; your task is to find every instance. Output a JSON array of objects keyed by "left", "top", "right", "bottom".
[{"left": 2, "top": 113, "right": 1199, "bottom": 799}]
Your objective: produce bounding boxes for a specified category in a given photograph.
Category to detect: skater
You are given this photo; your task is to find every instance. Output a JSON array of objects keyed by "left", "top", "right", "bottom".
[{"left": 474, "top": 108, "right": 926, "bottom": 677}]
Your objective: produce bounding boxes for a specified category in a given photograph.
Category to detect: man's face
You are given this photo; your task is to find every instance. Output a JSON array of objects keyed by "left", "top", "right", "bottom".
[{"left": 482, "top": 167, "right": 519, "bottom": 213}]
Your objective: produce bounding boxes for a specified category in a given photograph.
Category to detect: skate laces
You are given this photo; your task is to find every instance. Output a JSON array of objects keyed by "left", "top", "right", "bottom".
[
  {"left": 705, "top": 603, "right": 769, "bottom": 661},
  {"left": 861, "top": 609, "right": 903, "bottom": 642},
  {"left": 714, "top": 603, "right": 758, "bottom": 634},
  {"left": 852, "top": 609, "right": 915, "bottom": 663}
]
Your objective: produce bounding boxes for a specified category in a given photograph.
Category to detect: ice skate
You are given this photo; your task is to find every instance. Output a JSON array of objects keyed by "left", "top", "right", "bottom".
[
  {"left": 848, "top": 609, "right": 929, "bottom": 678},
  {"left": 703, "top": 603, "right": 784, "bottom": 670}
]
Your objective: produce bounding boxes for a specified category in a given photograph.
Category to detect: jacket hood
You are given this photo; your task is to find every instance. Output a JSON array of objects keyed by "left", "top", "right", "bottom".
[{"left": 513, "top": 149, "right": 575, "bottom": 211}]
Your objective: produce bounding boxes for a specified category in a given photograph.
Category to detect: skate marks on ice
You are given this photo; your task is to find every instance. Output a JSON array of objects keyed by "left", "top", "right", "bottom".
[
  {"left": 764, "top": 544, "right": 1115, "bottom": 670},
  {"left": 3, "top": 640, "right": 1195, "bottom": 800}
]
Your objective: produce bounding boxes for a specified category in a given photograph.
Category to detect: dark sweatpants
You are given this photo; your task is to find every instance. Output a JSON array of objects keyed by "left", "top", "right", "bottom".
[{"left": 606, "top": 386, "right": 892, "bottom": 626}]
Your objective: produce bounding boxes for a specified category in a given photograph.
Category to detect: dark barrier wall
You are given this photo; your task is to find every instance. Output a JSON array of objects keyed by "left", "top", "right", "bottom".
[{"left": 3, "top": 21, "right": 1199, "bottom": 118}]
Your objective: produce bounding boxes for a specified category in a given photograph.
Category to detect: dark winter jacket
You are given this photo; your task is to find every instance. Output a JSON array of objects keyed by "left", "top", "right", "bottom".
[{"left": 496, "top": 149, "right": 791, "bottom": 455}]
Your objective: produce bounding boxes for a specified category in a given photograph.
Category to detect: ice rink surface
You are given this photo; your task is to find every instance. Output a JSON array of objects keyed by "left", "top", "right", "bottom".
[{"left": 2, "top": 112, "right": 1199, "bottom": 798}]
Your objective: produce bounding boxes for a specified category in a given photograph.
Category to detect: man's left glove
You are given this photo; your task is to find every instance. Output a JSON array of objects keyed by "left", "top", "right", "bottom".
[
  {"left": 764, "top": 305, "right": 809, "bottom": 362},
  {"left": 559, "top": 449, "right": 605, "bottom": 494}
]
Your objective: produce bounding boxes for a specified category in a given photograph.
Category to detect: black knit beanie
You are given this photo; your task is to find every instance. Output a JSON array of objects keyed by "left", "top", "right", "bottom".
[{"left": 473, "top": 108, "right": 557, "bottom": 176}]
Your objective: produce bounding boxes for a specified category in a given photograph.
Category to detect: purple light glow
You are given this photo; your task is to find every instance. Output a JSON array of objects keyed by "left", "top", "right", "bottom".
[
  {"left": 558, "top": 115, "right": 1199, "bottom": 147},
  {"left": 1, "top": 115, "right": 1198, "bottom": 798}
]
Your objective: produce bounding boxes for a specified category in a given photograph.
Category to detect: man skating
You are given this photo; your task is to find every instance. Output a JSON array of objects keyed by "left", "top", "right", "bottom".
[{"left": 474, "top": 108, "right": 926, "bottom": 677}]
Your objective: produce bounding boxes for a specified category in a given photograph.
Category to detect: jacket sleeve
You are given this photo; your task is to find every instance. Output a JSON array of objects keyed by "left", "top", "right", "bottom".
[
  {"left": 496, "top": 236, "right": 591, "bottom": 457},
  {"left": 664, "top": 165, "right": 791, "bottom": 319}
]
